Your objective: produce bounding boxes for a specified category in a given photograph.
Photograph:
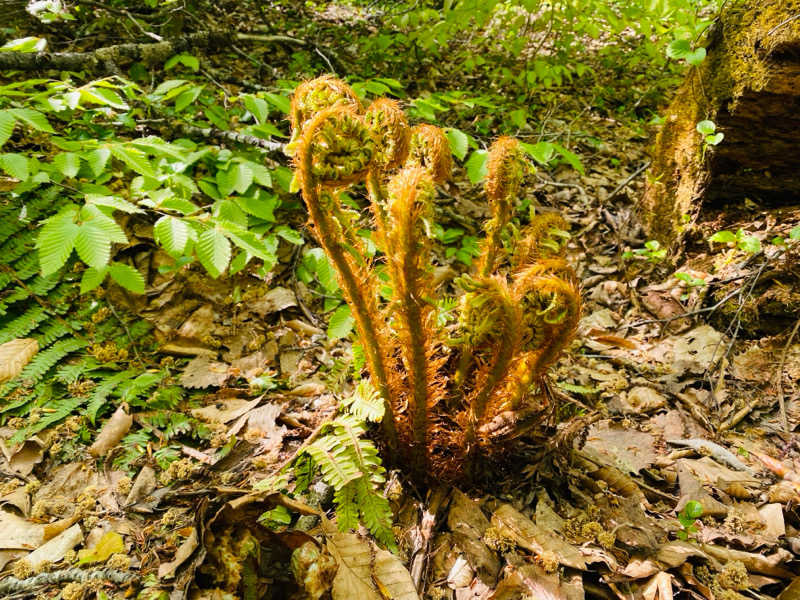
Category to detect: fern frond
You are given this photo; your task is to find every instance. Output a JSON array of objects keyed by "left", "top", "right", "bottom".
[
  {"left": 34, "top": 320, "right": 76, "bottom": 347},
  {"left": 340, "top": 381, "right": 384, "bottom": 423},
  {"left": 8, "top": 396, "right": 85, "bottom": 444},
  {"left": 334, "top": 483, "right": 359, "bottom": 532},
  {"left": 86, "top": 369, "right": 137, "bottom": 423},
  {"left": 54, "top": 356, "right": 100, "bottom": 384},
  {"left": 5, "top": 337, "right": 87, "bottom": 388},
  {"left": 355, "top": 477, "right": 395, "bottom": 550},
  {"left": 0, "top": 304, "right": 49, "bottom": 345}
]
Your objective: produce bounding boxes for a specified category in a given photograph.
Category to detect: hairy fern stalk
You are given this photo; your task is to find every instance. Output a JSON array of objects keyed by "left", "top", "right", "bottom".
[{"left": 289, "top": 76, "right": 581, "bottom": 482}]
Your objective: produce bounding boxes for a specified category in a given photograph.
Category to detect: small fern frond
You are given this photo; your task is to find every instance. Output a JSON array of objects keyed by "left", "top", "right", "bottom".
[
  {"left": 8, "top": 396, "right": 85, "bottom": 444},
  {"left": 86, "top": 369, "right": 138, "bottom": 423},
  {"left": 355, "top": 477, "right": 396, "bottom": 550},
  {"left": 0, "top": 304, "right": 48, "bottom": 344},
  {"left": 0, "top": 337, "right": 88, "bottom": 398},
  {"left": 340, "top": 380, "right": 384, "bottom": 423}
]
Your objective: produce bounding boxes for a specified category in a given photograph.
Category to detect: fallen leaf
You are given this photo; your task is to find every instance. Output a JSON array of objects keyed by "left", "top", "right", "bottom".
[
  {"left": 89, "top": 405, "right": 133, "bottom": 457},
  {"left": 159, "top": 528, "right": 199, "bottom": 579},
  {"left": 25, "top": 524, "right": 82, "bottom": 569},
  {"left": 491, "top": 504, "right": 585, "bottom": 570},
  {"left": 191, "top": 397, "right": 262, "bottom": 424},
  {"left": 180, "top": 356, "right": 230, "bottom": 388},
  {"left": 327, "top": 531, "right": 419, "bottom": 600},
  {"left": 0, "top": 338, "right": 38, "bottom": 383},
  {"left": 249, "top": 286, "right": 297, "bottom": 317},
  {"left": 583, "top": 420, "right": 656, "bottom": 473},
  {"left": 78, "top": 530, "right": 124, "bottom": 564},
  {"left": 0, "top": 509, "right": 44, "bottom": 549}
]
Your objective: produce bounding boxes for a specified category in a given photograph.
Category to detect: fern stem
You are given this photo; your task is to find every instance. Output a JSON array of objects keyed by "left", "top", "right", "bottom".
[{"left": 299, "top": 170, "right": 398, "bottom": 454}]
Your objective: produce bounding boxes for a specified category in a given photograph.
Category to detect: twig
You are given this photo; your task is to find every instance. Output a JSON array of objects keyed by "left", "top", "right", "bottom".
[
  {"left": 179, "top": 124, "right": 285, "bottom": 155},
  {"left": 607, "top": 161, "right": 650, "bottom": 199},
  {"left": 775, "top": 318, "right": 800, "bottom": 434}
]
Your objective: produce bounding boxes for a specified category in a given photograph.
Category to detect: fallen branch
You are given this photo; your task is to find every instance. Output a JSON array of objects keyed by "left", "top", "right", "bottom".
[
  {"left": 0, "top": 32, "right": 308, "bottom": 74},
  {"left": 179, "top": 124, "right": 285, "bottom": 155},
  {"left": 0, "top": 568, "right": 137, "bottom": 595}
]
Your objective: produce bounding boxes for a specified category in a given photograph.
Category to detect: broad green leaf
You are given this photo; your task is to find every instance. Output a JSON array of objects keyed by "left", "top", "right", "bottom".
[
  {"left": 244, "top": 161, "right": 271, "bottom": 187},
  {"left": 216, "top": 168, "right": 237, "bottom": 197},
  {"left": 80, "top": 87, "right": 128, "bottom": 109},
  {"left": 197, "top": 228, "right": 231, "bottom": 278},
  {"left": 327, "top": 304, "right": 354, "bottom": 340},
  {"left": 554, "top": 144, "right": 585, "bottom": 175},
  {"left": 111, "top": 144, "right": 155, "bottom": 177},
  {"left": 174, "top": 86, "right": 203, "bottom": 112},
  {"left": 152, "top": 79, "right": 187, "bottom": 96},
  {"left": 8, "top": 108, "right": 54, "bottom": 133},
  {"left": 708, "top": 230, "right": 736, "bottom": 243},
  {"left": 80, "top": 267, "right": 108, "bottom": 294},
  {"left": 263, "top": 93, "right": 290, "bottom": 114},
  {"left": 521, "top": 141, "right": 555, "bottom": 165},
  {"left": 154, "top": 216, "right": 189, "bottom": 256},
  {"left": 108, "top": 263, "right": 145, "bottom": 294},
  {"left": 737, "top": 235, "right": 761, "bottom": 254},
  {"left": 86, "top": 194, "right": 144, "bottom": 214},
  {"left": 790, "top": 226, "right": 800, "bottom": 240},
  {"left": 706, "top": 132, "right": 724, "bottom": 146},
  {"left": 666, "top": 38, "right": 691, "bottom": 60},
  {"left": 81, "top": 205, "right": 127, "bottom": 244},
  {"left": 232, "top": 162, "right": 254, "bottom": 195},
  {"left": 0, "top": 111, "right": 15, "bottom": 148},
  {"left": 464, "top": 150, "right": 488, "bottom": 184},
  {"left": 53, "top": 152, "right": 80, "bottom": 178},
  {"left": 85, "top": 147, "right": 111, "bottom": 176},
  {"left": 696, "top": 120, "right": 716, "bottom": 135},
  {"left": 445, "top": 128, "right": 469, "bottom": 161},
  {"left": 236, "top": 194, "right": 278, "bottom": 221},
  {"left": 75, "top": 223, "right": 112, "bottom": 269},
  {"left": 276, "top": 225, "right": 303, "bottom": 245},
  {"left": 214, "top": 199, "right": 248, "bottom": 228},
  {"left": 687, "top": 47, "right": 707, "bottom": 66},
  {"left": 0, "top": 153, "right": 29, "bottom": 180},
  {"left": 683, "top": 500, "right": 703, "bottom": 519},
  {"left": 37, "top": 206, "right": 80, "bottom": 276},
  {"left": 243, "top": 95, "right": 269, "bottom": 125},
  {"left": 1, "top": 37, "right": 47, "bottom": 52},
  {"left": 223, "top": 227, "right": 275, "bottom": 262}
]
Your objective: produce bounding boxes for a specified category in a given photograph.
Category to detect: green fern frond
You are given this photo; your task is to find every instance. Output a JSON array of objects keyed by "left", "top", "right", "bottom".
[
  {"left": 34, "top": 320, "right": 78, "bottom": 347},
  {"left": 0, "top": 304, "right": 48, "bottom": 344},
  {"left": 86, "top": 369, "right": 138, "bottom": 423},
  {"left": 8, "top": 395, "right": 85, "bottom": 444},
  {"left": 0, "top": 337, "right": 89, "bottom": 402},
  {"left": 333, "top": 483, "right": 359, "bottom": 532},
  {"left": 54, "top": 357, "right": 101, "bottom": 384},
  {"left": 340, "top": 381, "right": 384, "bottom": 423},
  {"left": 354, "top": 477, "right": 395, "bottom": 550}
]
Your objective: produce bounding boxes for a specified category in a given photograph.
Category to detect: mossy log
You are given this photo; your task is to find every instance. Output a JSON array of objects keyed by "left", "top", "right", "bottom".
[{"left": 641, "top": 0, "right": 800, "bottom": 245}]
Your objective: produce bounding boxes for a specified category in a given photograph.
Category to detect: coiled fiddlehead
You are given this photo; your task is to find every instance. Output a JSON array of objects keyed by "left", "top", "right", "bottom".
[
  {"left": 405, "top": 124, "right": 452, "bottom": 184},
  {"left": 511, "top": 213, "right": 571, "bottom": 270},
  {"left": 365, "top": 99, "right": 410, "bottom": 172},
  {"left": 288, "top": 75, "right": 362, "bottom": 153}
]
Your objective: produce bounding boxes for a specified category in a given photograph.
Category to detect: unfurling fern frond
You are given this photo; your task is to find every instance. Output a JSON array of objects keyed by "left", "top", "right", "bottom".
[{"left": 287, "top": 76, "right": 582, "bottom": 486}]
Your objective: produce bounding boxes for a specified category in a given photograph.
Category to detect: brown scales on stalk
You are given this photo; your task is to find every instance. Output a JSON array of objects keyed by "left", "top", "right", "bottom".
[{"left": 289, "top": 76, "right": 581, "bottom": 483}]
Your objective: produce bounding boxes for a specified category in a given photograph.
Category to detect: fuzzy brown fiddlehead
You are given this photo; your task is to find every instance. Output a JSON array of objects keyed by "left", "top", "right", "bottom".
[
  {"left": 478, "top": 137, "right": 529, "bottom": 277},
  {"left": 511, "top": 213, "right": 571, "bottom": 270},
  {"left": 288, "top": 75, "right": 362, "bottom": 153},
  {"left": 364, "top": 99, "right": 411, "bottom": 172},
  {"left": 294, "top": 106, "right": 398, "bottom": 451},
  {"left": 405, "top": 124, "right": 452, "bottom": 183}
]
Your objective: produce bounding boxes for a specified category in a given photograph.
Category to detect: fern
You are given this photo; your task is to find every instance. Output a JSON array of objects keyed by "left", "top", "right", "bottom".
[
  {"left": 3, "top": 337, "right": 88, "bottom": 394},
  {"left": 86, "top": 369, "right": 137, "bottom": 423},
  {"left": 0, "top": 304, "right": 48, "bottom": 344},
  {"left": 54, "top": 357, "right": 101, "bottom": 384},
  {"left": 8, "top": 396, "right": 85, "bottom": 444}
]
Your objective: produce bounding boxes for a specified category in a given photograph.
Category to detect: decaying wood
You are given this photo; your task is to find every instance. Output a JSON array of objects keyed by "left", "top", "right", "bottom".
[{"left": 641, "top": 0, "right": 800, "bottom": 245}]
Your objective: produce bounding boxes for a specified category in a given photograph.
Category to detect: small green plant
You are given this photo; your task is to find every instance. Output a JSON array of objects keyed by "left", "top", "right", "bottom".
[
  {"left": 696, "top": 120, "right": 724, "bottom": 159},
  {"left": 623, "top": 240, "right": 667, "bottom": 262},
  {"left": 708, "top": 229, "right": 761, "bottom": 254},
  {"left": 674, "top": 271, "right": 707, "bottom": 300},
  {"left": 677, "top": 500, "right": 703, "bottom": 540}
]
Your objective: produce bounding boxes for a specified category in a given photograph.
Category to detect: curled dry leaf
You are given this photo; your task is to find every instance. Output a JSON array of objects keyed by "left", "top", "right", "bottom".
[
  {"left": 89, "top": 405, "right": 133, "bottom": 457},
  {"left": 0, "top": 338, "right": 38, "bottom": 383}
]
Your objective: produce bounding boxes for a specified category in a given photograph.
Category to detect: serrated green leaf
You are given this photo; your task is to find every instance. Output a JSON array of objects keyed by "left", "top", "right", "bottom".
[
  {"left": 111, "top": 144, "right": 155, "bottom": 177},
  {"left": 108, "top": 263, "right": 145, "bottom": 293},
  {"left": 85, "top": 147, "right": 111, "bottom": 176},
  {"left": 0, "top": 111, "right": 15, "bottom": 148},
  {"left": 235, "top": 194, "right": 277, "bottom": 221},
  {"left": 327, "top": 304, "right": 354, "bottom": 340},
  {"left": 445, "top": 128, "right": 469, "bottom": 161},
  {"left": 521, "top": 141, "right": 555, "bottom": 165},
  {"left": 37, "top": 206, "right": 80, "bottom": 276},
  {"left": 174, "top": 86, "right": 203, "bottom": 112},
  {"left": 243, "top": 95, "right": 269, "bottom": 125},
  {"left": 709, "top": 230, "right": 736, "bottom": 243},
  {"left": 86, "top": 194, "right": 144, "bottom": 214},
  {"left": 154, "top": 216, "right": 189, "bottom": 256},
  {"left": 275, "top": 225, "right": 303, "bottom": 245},
  {"left": 74, "top": 223, "right": 111, "bottom": 269},
  {"left": 666, "top": 38, "right": 691, "bottom": 59},
  {"left": 53, "top": 152, "right": 80, "bottom": 178},
  {"left": 80, "top": 267, "right": 108, "bottom": 294},
  {"left": 197, "top": 228, "right": 231, "bottom": 278},
  {"left": 232, "top": 162, "right": 254, "bottom": 195},
  {"left": 8, "top": 108, "right": 54, "bottom": 133},
  {"left": 80, "top": 204, "right": 127, "bottom": 244},
  {"left": 264, "top": 93, "right": 290, "bottom": 114},
  {"left": 0, "top": 153, "right": 29, "bottom": 180}
]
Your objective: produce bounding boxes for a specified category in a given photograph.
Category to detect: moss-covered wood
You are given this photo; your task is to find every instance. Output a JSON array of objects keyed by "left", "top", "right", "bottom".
[{"left": 641, "top": 0, "right": 800, "bottom": 245}]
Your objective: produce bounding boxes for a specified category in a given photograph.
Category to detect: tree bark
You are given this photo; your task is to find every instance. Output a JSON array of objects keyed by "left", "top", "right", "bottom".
[{"left": 640, "top": 0, "right": 800, "bottom": 246}]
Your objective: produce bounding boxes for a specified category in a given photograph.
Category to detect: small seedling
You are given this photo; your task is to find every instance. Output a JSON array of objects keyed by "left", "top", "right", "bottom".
[
  {"left": 623, "top": 240, "right": 667, "bottom": 263},
  {"left": 677, "top": 500, "right": 703, "bottom": 540},
  {"left": 696, "top": 120, "right": 724, "bottom": 159},
  {"left": 708, "top": 229, "right": 761, "bottom": 254}
]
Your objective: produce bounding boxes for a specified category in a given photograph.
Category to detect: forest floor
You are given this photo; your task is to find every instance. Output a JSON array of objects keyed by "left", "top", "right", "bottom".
[{"left": 1, "top": 2, "right": 799, "bottom": 600}]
